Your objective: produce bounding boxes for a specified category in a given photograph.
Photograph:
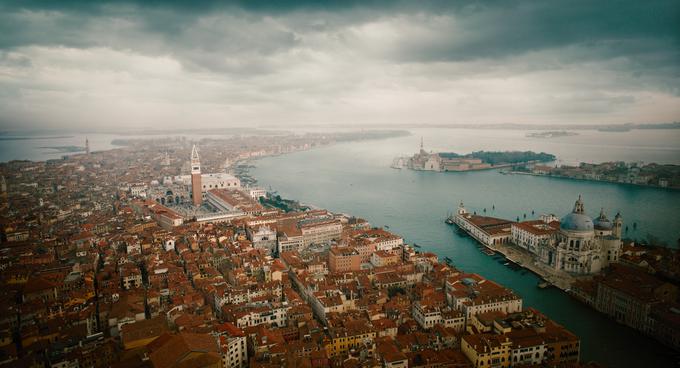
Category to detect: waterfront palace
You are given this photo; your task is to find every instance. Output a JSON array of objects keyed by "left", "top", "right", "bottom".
[{"left": 455, "top": 195, "right": 623, "bottom": 275}]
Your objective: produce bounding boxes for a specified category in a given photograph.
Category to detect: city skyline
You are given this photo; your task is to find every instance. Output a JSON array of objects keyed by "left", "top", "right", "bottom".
[
  {"left": 0, "top": 2, "right": 679, "bottom": 367},
  {"left": 1, "top": 0, "right": 679, "bottom": 130}
]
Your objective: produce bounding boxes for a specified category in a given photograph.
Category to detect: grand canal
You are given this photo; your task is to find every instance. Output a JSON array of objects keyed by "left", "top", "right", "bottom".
[{"left": 252, "top": 128, "right": 680, "bottom": 367}]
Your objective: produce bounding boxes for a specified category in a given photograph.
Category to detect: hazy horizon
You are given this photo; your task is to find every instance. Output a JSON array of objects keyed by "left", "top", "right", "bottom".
[{"left": 1, "top": 0, "right": 679, "bottom": 130}]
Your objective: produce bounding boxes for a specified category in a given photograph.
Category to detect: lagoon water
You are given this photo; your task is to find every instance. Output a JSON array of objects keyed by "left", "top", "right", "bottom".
[{"left": 252, "top": 128, "right": 680, "bottom": 367}]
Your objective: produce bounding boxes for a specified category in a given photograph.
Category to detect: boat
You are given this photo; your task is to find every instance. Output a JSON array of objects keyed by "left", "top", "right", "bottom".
[
  {"left": 482, "top": 248, "right": 495, "bottom": 256},
  {"left": 412, "top": 243, "right": 421, "bottom": 248},
  {"left": 445, "top": 217, "right": 455, "bottom": 225},
  {"left": 384, "top": 225, "right": 390, "bottom": 229},
  {"left": 444, "top": 257, "right": 452, "bottom": 264},
  {"left": 537, "top": 281, "right": 552, "bottom": 289}
]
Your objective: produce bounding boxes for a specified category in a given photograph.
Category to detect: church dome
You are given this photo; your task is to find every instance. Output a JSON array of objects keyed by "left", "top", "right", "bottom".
[
  {"left": 560, "top": 213, "right": 594, "bottom": 232},
  {"left": 560, "top": 195, "right": 594, "bottom": 232},
  {"left": 593, "top": 208, "right": 613, "bottom": 230}
]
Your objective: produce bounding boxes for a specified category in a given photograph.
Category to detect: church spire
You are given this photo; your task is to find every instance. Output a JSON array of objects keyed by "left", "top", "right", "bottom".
[
  {"left": 191, "top": 145, "right": 201, "bottom": 174},
  {"left": 191, "top": 144, "right": 200, "bottom": 161}
]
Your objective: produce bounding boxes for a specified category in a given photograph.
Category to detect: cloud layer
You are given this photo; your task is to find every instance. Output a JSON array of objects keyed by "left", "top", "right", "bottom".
[{"left": 0, "top": 0, "right": 679, "bottom": 130}]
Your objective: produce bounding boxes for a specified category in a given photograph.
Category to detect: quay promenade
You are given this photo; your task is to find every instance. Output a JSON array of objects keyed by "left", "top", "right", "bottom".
[
  {"left": 484, "top": 241, "right": 577, "bottom": 290},
  {"left": 449, "top": 217, "right": 577, "bottom": 290}
]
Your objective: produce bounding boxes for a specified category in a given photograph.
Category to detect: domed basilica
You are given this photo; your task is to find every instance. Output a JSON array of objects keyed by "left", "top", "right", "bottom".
[{"left": 551, "top": 196, "right": 623, "bottom": 275}]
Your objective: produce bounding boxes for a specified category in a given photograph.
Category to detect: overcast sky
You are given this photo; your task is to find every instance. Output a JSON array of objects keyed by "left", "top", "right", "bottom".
[{"left": 1, "top": 0, "right": 679, "bottom": 131}]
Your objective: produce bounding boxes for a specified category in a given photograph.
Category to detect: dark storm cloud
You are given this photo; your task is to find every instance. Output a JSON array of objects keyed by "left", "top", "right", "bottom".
[
  {"left": 398, "top": 1, "right": 679, "bottom": 62},
  {"left": 2, "top": 1, "right": 678, "bottom": 60},
  {"left": 0, "top": 0, "right": 678, "bottom": 129}
]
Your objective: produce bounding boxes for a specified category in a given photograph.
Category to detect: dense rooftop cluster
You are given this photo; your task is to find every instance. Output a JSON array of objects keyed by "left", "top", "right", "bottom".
[{"left": 0, "top": 137, "right": 584, "bottom": 368}]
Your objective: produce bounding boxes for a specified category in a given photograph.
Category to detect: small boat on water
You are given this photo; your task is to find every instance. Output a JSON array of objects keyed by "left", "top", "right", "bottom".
[
  {"left": 482, "top": 248, "right": 495, "bottom": 256},
  {"left": 444, "top": 257, "right": 453, "bottom": 264},
  {"left": 537, "top": 281, "right": 552, "bottom": 289},
  {"left": 445, "top": 217, "right": 455, "bottom": 225},
  {"left": 506, "top": 257, "right": 522, "bottom": 266},
  {"left": 413, "top": 243, "right": 421, "bottom": 248},
  {"left": 384, "top": 225, "right": 390, "bottom": 229}
]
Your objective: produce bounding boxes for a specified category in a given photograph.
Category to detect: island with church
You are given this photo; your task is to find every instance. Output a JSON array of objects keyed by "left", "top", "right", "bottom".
[{"left": 392, "top": 138, "right": 555, "bottom": 171}]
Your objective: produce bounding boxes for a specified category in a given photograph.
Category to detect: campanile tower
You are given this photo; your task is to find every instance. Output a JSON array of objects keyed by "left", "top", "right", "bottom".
[{"left": 191, "top": 145, "right": 202, "bottom": 206}]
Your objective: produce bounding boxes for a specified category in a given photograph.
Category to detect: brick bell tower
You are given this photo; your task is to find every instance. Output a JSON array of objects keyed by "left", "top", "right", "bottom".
[{"left": 191, "top": 145, "right": 202, "bottom": 206}]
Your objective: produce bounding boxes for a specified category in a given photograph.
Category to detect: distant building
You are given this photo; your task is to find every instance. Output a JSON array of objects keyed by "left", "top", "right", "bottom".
[
  {"left": 461, "top": 333, "right": 512, "bottom": 368},
  {"left": 217, "top": 323, "right": 248, "bottom": 368},
  {"left": 246, "top": 224, "right": 277, "bottom": 254},
  {"left": 453, "top": 203, "right": 514, "bottom": 247},
  {"left": 148, "top": 147, "right": 241, "bottom": 207},
  {"left": 247, "top": 187, "right": 266, "bottom": 199},
  {"left": 446, "top": 273, "right": 523, "bottom": 321},
  {"left": 206, "top": 188, "right": 264, "bottom": 215},
  {"left": 191, "top": 145, "right": 202, "bottom": 206},
  {"left": 328, "top": 247, "right": 362, "bottom": 273},
  {"left": 148, "top": 332, "right": 221, "bottom": 368},
  {"left": 300, "top": 218, "right": 342, "bottom": 248},
  {"left": 552, "top": 196, "right": 623, "bottom": 275},
  {"left": 0, "top": 175, "right": 7, "bottom": 209},
  {"left": 595, "top": 264, "right": 677, "bottom": 334},
  {"left": 506, "top": 196, "right": 623, "bottom": 275},
  {"left": 407, "top": 138, "right": 492, "bottom": 172}
]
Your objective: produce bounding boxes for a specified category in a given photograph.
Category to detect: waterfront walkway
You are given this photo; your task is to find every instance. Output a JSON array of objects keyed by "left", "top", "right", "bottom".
[{"left": 486, "top": 241, "right": 577, "bottom": 290}]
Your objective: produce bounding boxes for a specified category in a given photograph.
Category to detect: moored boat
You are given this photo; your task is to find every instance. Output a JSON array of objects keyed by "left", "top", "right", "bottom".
[{"left": 538, "top": 281, "right": 552, "bottom": 289}]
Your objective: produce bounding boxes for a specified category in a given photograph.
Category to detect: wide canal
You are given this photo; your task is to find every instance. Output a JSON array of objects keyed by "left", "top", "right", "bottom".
[{"left": 252, "top": 128, "right": 680, "bottom": 367}]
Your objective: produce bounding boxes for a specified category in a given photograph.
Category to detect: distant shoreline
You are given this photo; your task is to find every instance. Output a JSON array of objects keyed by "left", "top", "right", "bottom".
[
  {"left": 507, "top": 170, "right": 680, "bottom": 191},
  {"left": 274, "top": 122, "right": 680, "bottom": 131},
  {"left": 0, "top": 135, "right": 74, "bottom": 141}
]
